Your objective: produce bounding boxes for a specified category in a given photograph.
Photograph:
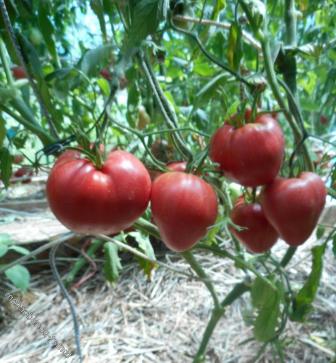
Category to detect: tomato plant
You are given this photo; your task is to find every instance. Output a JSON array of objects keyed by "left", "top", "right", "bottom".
[{"left": 0, "top": 0, "right": 335, "bottom": 362}]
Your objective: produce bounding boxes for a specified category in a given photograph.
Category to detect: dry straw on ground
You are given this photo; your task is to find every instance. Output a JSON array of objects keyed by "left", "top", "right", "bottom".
[{"left": 0, "top": 235, "right": 335, "bottom": 363}]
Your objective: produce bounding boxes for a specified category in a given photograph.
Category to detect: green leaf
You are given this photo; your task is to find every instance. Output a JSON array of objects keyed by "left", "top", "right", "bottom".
[
  {"left": 103, "top": 242, "right": 122, "bottom": 283},
  {"left": 128, "top": 0, "right": 167, "bottom": 46},
  {"left": 5, "top": 265, "right": 30, "bottom": 291},
  {"left": 129, "top": 231, "right": 156, "bottom": 278},
  {"left": 254, "top": 297, "right": 280, "bottom": 342},
  {"left": 78, "top": 44, "right": 113, "bottom": 77},
  {"left": 0, "top": 118, "right": 5, "bottom": 147},
  {"left": 129, "top": 231, "right": 156, "bottom": 260},
  {"left": 0, "top": 147, "right": 12, "bottom": 188},
  {"left": 333, "top": 235, "right": 336, "bottom": 258},
  {"left": 102, "top": 0, "right": 114, "bottom": 13},
  {"left": 196, "top": 72, "right": 226, "bottom": 99},
  {"left": 16, "top": 34, "right": 60, "bottom": 127},
  {"left": 97, "top": 78, "right": 110, "bottom": 97},
  {"left": 9, "top": 245, "right": 30, "bottom": 256},
  {"left": 227, "top": 23, "right": 242, "bottom": 71},
  {"left": 212, "top": 0, "right": 226, "bottom": 19},
  {"left": 251, "top": 277, "right": 276, "bottom": 309},
  {"left": 251, "top": 277, "right": 280, "bottom": 342},
  {"left": 290, "top": 243, "right": 326, "bottom": 322},
  {"left": 193, "top": 61, "right": 215, "bottom": 77},
  {"left": 38, "top": 2, "right": 58, "bottom": 64},
  {"left": 316, "top": 225, "right": 325, "bottom": 239}
]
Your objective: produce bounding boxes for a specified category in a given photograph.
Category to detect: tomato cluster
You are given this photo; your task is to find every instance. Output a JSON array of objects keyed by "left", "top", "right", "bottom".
[
  {"left": 211, "top": 111, "right": 326, "bottom": 253},
  {"left": 47, "top": 109, "right": 326, "bottom": 254}
]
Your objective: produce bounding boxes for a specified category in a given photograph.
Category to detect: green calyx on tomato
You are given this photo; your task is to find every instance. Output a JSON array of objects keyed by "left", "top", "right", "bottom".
[
  {"left": 47, "top": 149, "right": 151, "bottom": 235},
  {"left": 210, "top": 112, "right": 284, "bottom": 187}
]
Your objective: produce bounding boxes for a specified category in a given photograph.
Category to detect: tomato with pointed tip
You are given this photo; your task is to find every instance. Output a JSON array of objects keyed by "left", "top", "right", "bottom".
[
  {"left": 47, "top": 149, "right": 151, "bottom": 235},
  {"left": 230, "top": 201, "right": 278, "bottom": 253},
  {"left": 151, "top": 172, "right": 218, "bottom": 252},
  {"left": 261, "top": 172, "right": 326, "bottom": 246},
  {"left": 210, "top": 113, "right": 284, "bottom": 187}
]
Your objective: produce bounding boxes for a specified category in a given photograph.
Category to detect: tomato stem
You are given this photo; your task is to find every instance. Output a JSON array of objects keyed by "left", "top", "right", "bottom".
[
  {"left": 193, "top": 282, "right": 250, "bottom": 362},
  {"left": 182, "top": 250, "right": 220, "bottom": 308}
]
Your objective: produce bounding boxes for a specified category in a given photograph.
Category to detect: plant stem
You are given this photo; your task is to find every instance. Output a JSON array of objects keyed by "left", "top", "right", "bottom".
[
  {"left": 0, "top": 232, "right": 75, "bottom": 274},
  {"left": 284, "top": 0, "right": 297, "bottom": 47},
  {"left": 198, "top": 242, "right": 275, "bottom": 289},
  {"left": 0, "top": 37, "right": 14, "bottom": 85},
  {"left": 193, "top": 282, "right": 250, "bottom": 363},
  {"left": 182, "top": 250, "right": 219, "bottom": 308},
  {"left": 0, "top": 104, "right": 55, "bottom": 146},
  {"left": 280, "top": 246, "right": 297, "bottom": 268},
  {"left": 172, "top": 15, "right": 261, "bottom": 51},
  {"left": 139, "top": 54, "right": 192, "bottom": 161},
  {"left": 0, "top": 0, "right": 58, "bottom": 139},
  {"left": 193, "top": 306, "right": 224, "bottom": 363}
]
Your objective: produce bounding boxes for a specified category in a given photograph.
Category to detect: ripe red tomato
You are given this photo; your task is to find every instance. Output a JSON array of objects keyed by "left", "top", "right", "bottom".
[
  {"left": 151, "top": 172, "right": 218, "bottom": 252},
  {"left": 13, "top": 166, "right": 33, "bottom": 184},
  {"left": 100, "top": 68, "right": 112, "bottom": 80},
  {"left": 261, "top": 172, "right": 326, "bottom": 246},
  {"left": 47, "top": 150, "right": 151, "bottom": 235},
  {"left": 210, "top": 113, "right": 284, "bottom": 187},
  {"left": 12, "top": 66, "right": 27, "bottom": 80},
  {"left": 230, "top": 201, "right": 278, "bottom": 253}
]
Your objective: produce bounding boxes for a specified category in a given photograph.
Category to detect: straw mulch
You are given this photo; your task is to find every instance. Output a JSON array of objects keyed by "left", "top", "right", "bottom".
[{"left": 0, "top": 230, "right": 335, "bottom": 363}]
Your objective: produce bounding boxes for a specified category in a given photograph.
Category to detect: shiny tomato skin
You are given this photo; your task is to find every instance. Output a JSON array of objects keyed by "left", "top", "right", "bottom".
[
  {"left": 261, "top": 172, "right": 326, "bottom": 246},
  {"left": 148, "top": 161, "right": 187, "bottom": 182},
  {"left": 210, "top": 114, "right": 284, "bottom": 187},
  {"left": 167, "top": 161, "right": 187, "bottom": 172},
  {"left": 12, "top": 66, "right": 27, "bottom": 79},
  {"left": 151, "top": 172, "right": 218, "bottom": 252},
  {"left": 47, "top": 150, "right": 151, "bottom": 235},
  {"left": 230, "top": 202, "right": 278, "bottom": 253}
]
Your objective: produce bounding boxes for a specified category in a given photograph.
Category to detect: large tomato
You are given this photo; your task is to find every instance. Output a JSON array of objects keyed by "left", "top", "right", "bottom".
[
  {"left": 151, "top": 172, "right": 218, "bottom": 252},
  {"left": 209, "top": 113, "right": 284, "bottom": 187},
  {"left": 261, "top": 172, "right": 326, "bottom": 246},
  {"left": 230, "top": 200, "right": 278, "bottom": 253},
  {"left": 47, "top": 149, "right": 151, "bottom": 235}
]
